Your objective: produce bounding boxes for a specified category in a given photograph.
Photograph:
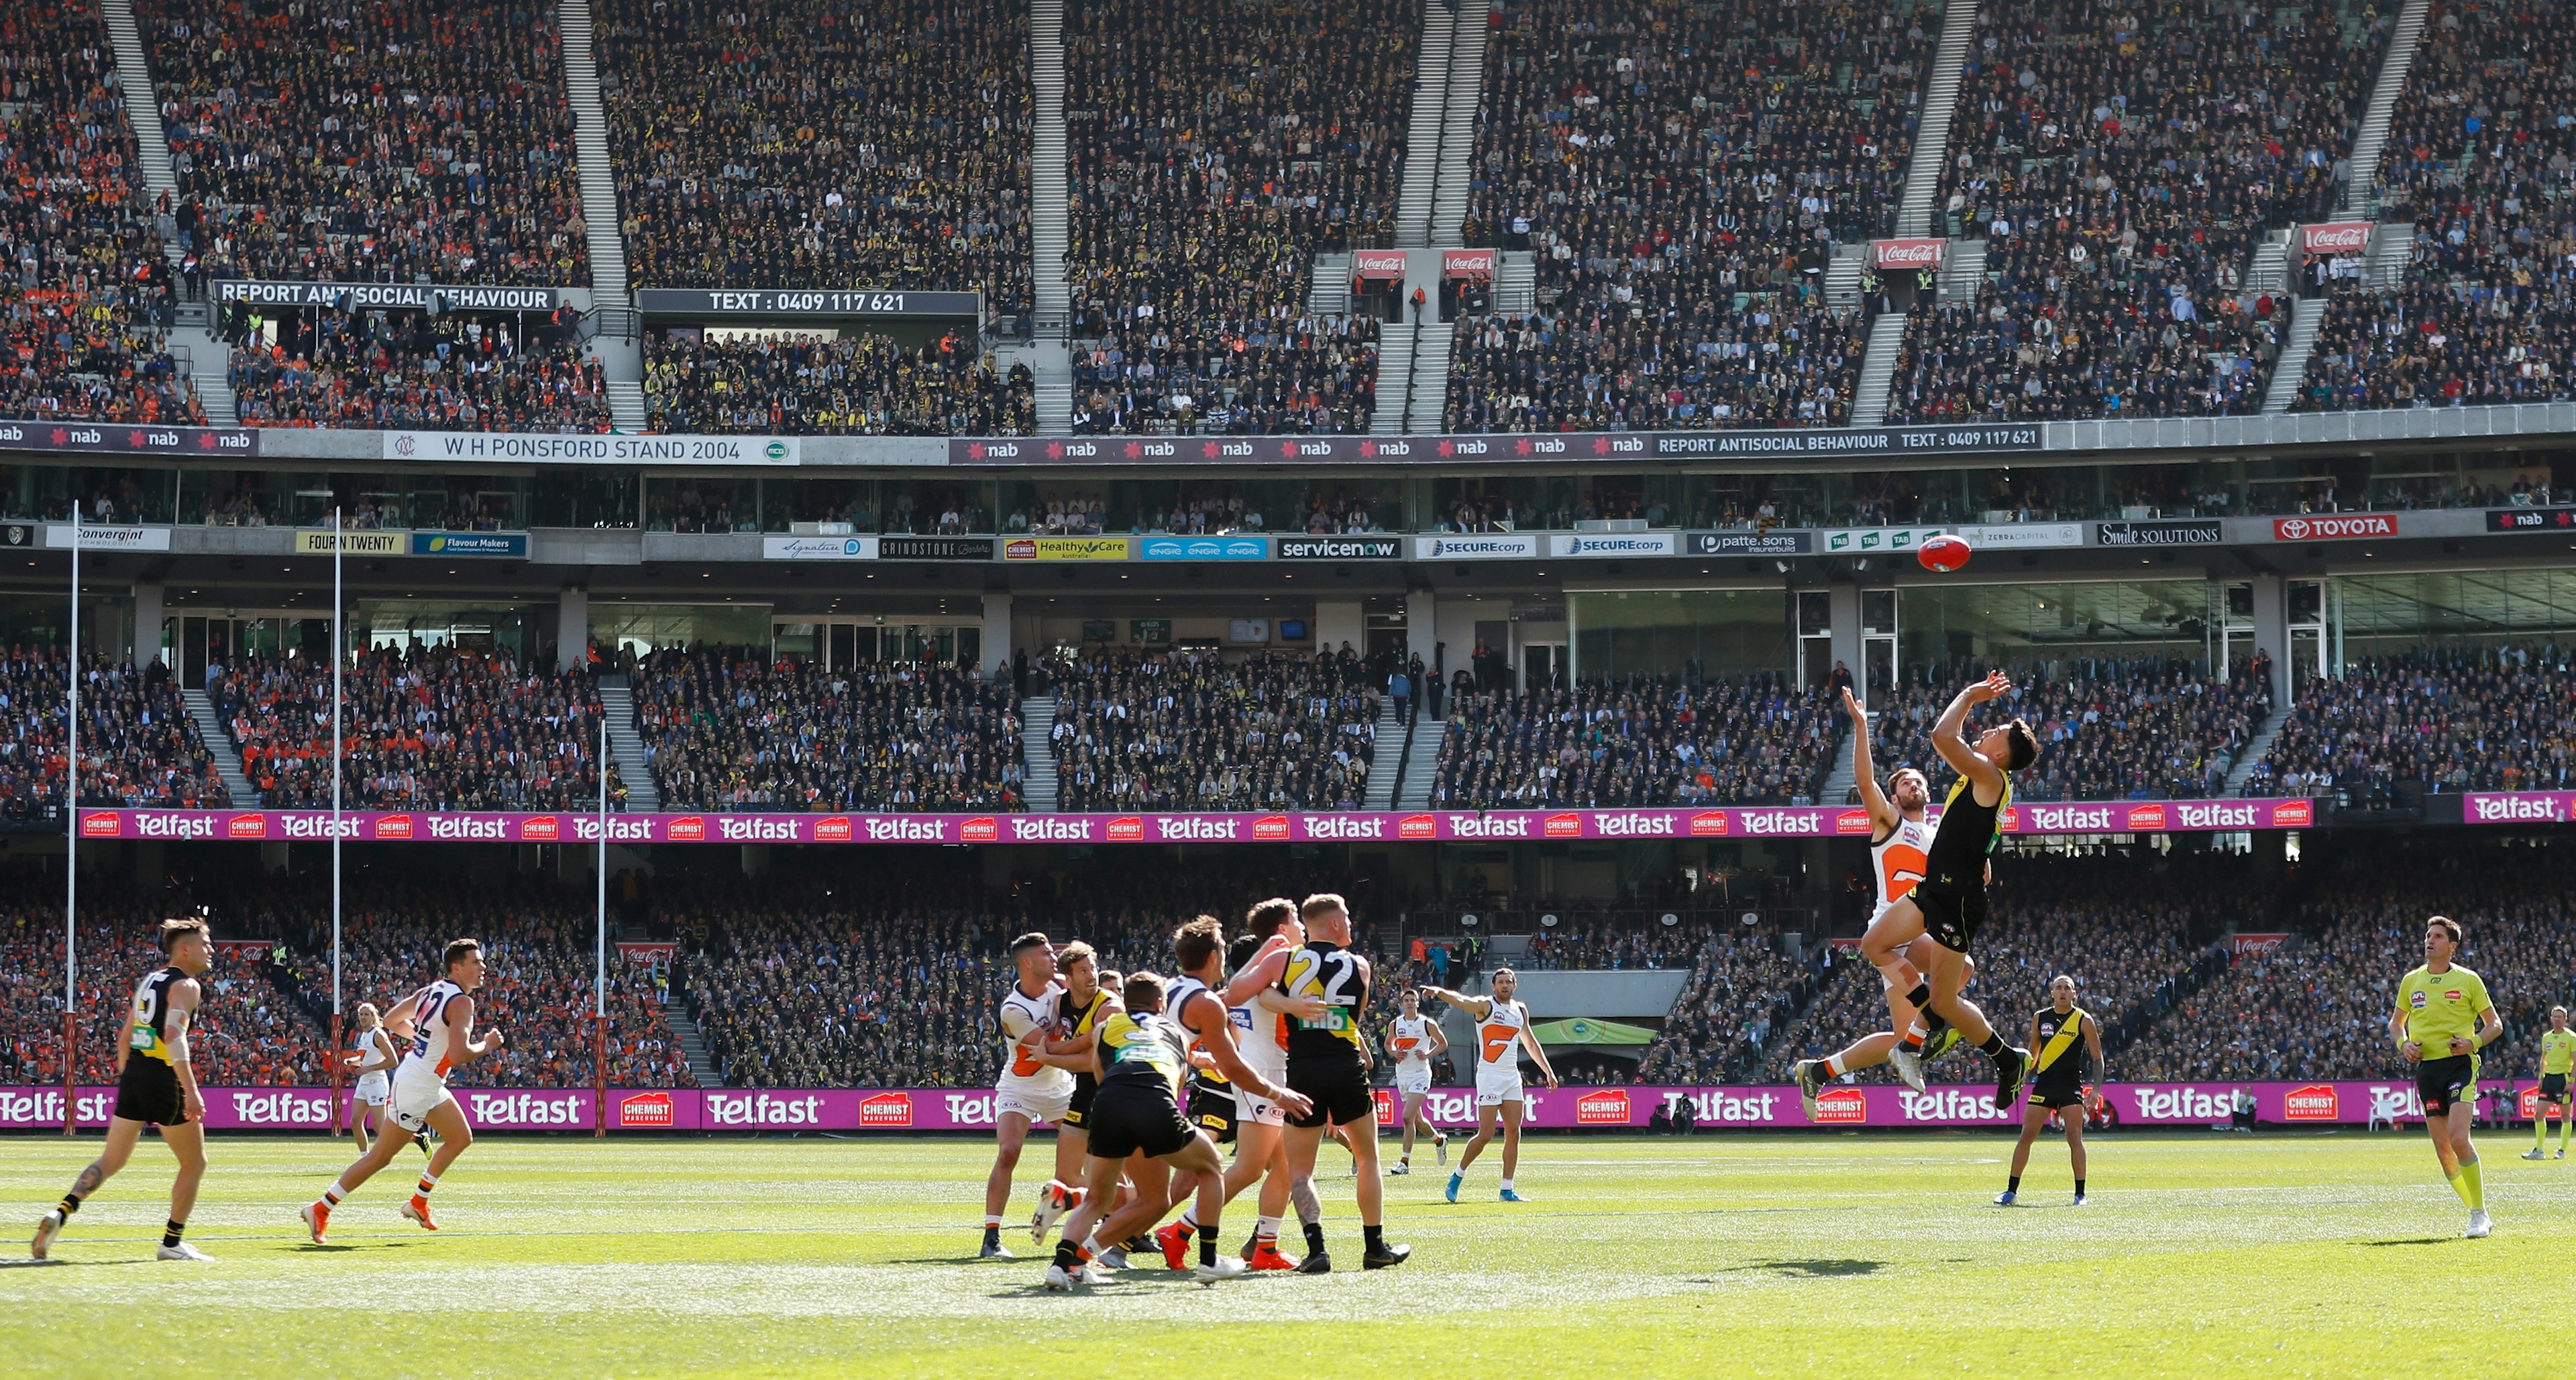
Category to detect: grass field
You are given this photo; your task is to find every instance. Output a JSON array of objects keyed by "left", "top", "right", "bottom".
[{"left": 3, "top": 1128, "right": 2567, "bottom": 1376}]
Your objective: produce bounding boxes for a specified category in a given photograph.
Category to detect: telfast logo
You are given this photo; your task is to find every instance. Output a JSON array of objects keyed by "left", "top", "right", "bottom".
[
  {"left": 2371, "top": 1084, "right": 2424, "bottom": 1124},
  {"left": 2132, "top": 1085, "right": 2239, "bottom": 1122},
  {"left": 943, "top": 1092, "right": 1002, "bottom": 1126},
  {"left": 865, "top": 818, "right": 946, "bottom": 842},
  {"left": 2027, "top": 804, "right": 2114, "bottom": 833},
  {"left": 1014, "top": 817, "right": 1094, "bottom": 841},
  {"left": 1682, "top": 1090, "right": 1782, "bottom": 1124},
  {"left": 428, "top": 816, "right": 508, "bottom": 840},
  {"left": 1299, "top": 815, "right": 1379, "bottom": 839},
  {"left": 1157, "top": 816, "right": 1238, "bottom": 841},
  {"left": 468, "top": 1092, "right": 586, "bottom": 1126},
  {"left": 705, "top": 1092, "right": 824, "bottom": 1127},
  {"left": 231, "top": 1090, "right": 333, "bottom": 1125},
  {"left": 0, "top": 1090, "right": 113, "bottom": 1127},
  {"left": 281, "top": 814, "right": 363, "bottom": 839},
  {"left": 572, "top": 816, "right": 655, "bottom": 843},
  {"left": 1449, "top": 814, "right": 1532, "bottom": 839},
  {"left": 720, "top": 816, "right": 800, "bottom": 842},
  {"left": 1897, "top": 1089, "right": 2015, "bottom": 1122},
  {"left": 1738, "top": 809, "right": 1821, "bottom": 836},
  {"left": 135, "top": 812, "right": 215, "bottom": 839},
  {"left": 1595, "top": 812, "right": 1676, "bottom": 837},
  {"left": 2175, "top": 803, "right": 2261, "bottom": 830},
  {"left": 2473, "top": 794, "right": 2567, "bottom": 823}
]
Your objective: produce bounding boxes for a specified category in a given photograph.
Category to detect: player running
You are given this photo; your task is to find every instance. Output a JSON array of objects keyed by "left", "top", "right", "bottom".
[
  {"left": 1279, "top": 892, "right": 1411, "bottom": 1271},
  {"left": 2392, "top": 916, "right": 2502, "bottom": 1238},
  {"left": 301, "top": 939, "right": 506, "bottom": 1244},
  {"left": 1796, "top": 687, "right": 1977, "bottom": 1113},
  {"left": 342, "top": 1002, "right": 400, "bottom": 1154},
  {"left": 981, "top": 933, "right": 1071, "bottom": 1259},
  {"left": 1384, "top": 987, "right": 1449, "bottom": 1174},
  {"left": 2524, "top": 1006, "right": 2573, "bottom": 1161},
  {"left": 32, "top": 918, "right": 217, "bottom": 1263},
  {"left": 1996, "top": 975, "right": 2103, "bottom": 1206},
  {"left": 1423, "top": 969, "right": 1558, "bottom": 1203},
  {"left": 1043, "top": 920, "right": 1314, "bottom": 1291},
  {"left": 1028, "top": 941, "right": 1117, "bottom": 1245},
  {"left": 1858, "top": 670, "right": 2037, "bottom": 1108}
]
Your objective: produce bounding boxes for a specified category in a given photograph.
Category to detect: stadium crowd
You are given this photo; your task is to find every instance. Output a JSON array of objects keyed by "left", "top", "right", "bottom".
[
  {"left": 1043, "top": 647, "right": 1380, "bottom": 812},
  {"left": 1061, "top": 0, "right": 1408, "bottom": 434},
  {"left": 1874, "top": 658, "right": 2273, "bottom": 802},
  {"left": 2296, "top": 0, "right": 2576, "bottom": 412},
  {"left": 633, "top": 650, "right": 1023, "bottom": 812},
  {"left": 1890, "top": 0, "right": 2387, "bottom": 422},
  {"left": 1446, "top": 0, "right": 1921, "bottom": 431},
  {"left": 2, "top": 3, "right": 200, "bottom": 426},
  {"left": 0, "top": 916, "right": 322, "bottom": 1087},
  {"left": 1430, "top": 675, "right": 1842, "bottom": 808},
  {"left": 1636, "top": 934, "right": 1826, "bottom": 1084},
  {"left": 208, "top": 648, "right": 610, "bottom": 810},
  {"left": 144, "top": 0, "right": 591, "bottom": 286},
  {"left": 0, "top": 651, "right": 231, "bottom": 815},
  {"left": 643, "top": 330, "right": 1033, "bottom": 436},
  {"left": 2243, "top": 645, "right": 2576, "bottom": 802},
  {"left": 226, "top": 311, "right": 609, "bottom": 432},
  {"left": 599, "top": 0, "right": 1030, "bottom": 313}
]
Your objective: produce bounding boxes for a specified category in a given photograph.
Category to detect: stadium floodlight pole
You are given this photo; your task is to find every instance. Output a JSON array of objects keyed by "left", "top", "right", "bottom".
[
  {"left": 330, "top": 506, "right": 345, "bottom": 1135},
  {"left": 595, "top": 708, "right": 608, "bottom": 1138},
  {"left": 62, "top": 503, "right": 77, "bottom": 1135}
]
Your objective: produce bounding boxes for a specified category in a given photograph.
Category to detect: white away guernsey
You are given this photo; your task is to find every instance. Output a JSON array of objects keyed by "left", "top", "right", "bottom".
[
  {"left": 396, "top": 979, "right": 467, "bottom": 1081},
  {"left": 1475, "top": 999, "right": 1529, "bottom": 1071},
  {"left": 996, "top": 979, "right": 1074, "bottom": 1096}
]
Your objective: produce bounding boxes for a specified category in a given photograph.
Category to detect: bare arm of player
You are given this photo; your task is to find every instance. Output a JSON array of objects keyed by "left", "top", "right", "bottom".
[
  {"left": 111, "top": 1005, "right": 137, "bottom": 1079},
  {"left": 1185, "top": 991, "right": 1311, "bottom": 1119},
  {"left": 1225, "top": 941, "right": 1328, "bottom": 1020},
  {"left": 1933, "top": 670, "right": 2012, "bottom": 802},
  {"left": 166, "top": 976, "right": 206, "bottom": 1124},
  {"left": 1426, "top": 1019, "right": 1449, "bottom": 1059},
  {"left": 1516, "top": 1005, "right": 1558, "bottom": 1089},
  {"left": 451, "top": 994, "right": 506, "bottom": 1065},
  {"left": 2083, "top": 1014, "right": 2107, "bottom": 1111},
  {"left": 1843, "top": 686, "right": 1897, "bottom": 832},
  {"left": 2390, "top": 999, "right": 2420, "bottom": 1062},
  {"left": 1417, "top": 985, "right": 1494, "bottom": 1020}
]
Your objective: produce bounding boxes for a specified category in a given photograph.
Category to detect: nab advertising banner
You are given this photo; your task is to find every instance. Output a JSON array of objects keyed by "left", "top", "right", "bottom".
[
  {"left": 0, "top": 1081, "right": 2508, "bottom": 1131},
  {"left": 65, "top": 800, "right": 2326, "bottom": 846}
]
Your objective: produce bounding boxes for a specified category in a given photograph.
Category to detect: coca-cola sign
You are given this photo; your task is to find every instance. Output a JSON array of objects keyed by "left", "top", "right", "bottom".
[
  {"left": 1874, "top": 238, "right": 1947, "bottom": 269},
  {"left": 1441, "top": 248, "right": 1496, "bottom": 277},
  {"left": 1354, "top": 250, "right": 1407, "bottom": 279},
  {"left": 2299, "top": 222, "right": 2373, "bottom": 255}
]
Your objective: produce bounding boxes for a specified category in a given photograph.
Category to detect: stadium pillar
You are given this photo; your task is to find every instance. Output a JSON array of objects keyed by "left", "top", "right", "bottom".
[
  {"left": 980, "top": 592, "right": 1012, "bottom": 679},
  {"left": 1314, "top": 602, "right": 1364, "bottom": 659},
  {"left": 558, "top": 588, "right": 590, "bottom": 672},
  {"left": 2249, "top": 575, "right": 2290, "bottom": 707},
  {"left": 1404, "top": 590, "right": 1437, "bottom": 672},
  {"left": 1826, "top": 584, "right": 1862, "bottom": 695},
  {"left": 131, "top": 584, "right": 163, "bottom": 668}
]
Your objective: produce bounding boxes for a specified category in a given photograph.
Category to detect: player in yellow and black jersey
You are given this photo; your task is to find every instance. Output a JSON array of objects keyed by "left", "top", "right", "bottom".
[
  {"left": 1996, "top": 975, "right": 2103, "bottom": 1208},
  {"left": 1279, "top": 892, "right": 1409, "bottom": 1272},
  {"left": 2390, "top": 915, "right": 2503, "bottom": 1238},
  {"left": 2525, "top": 1005, "right": 2575, "bottom": 1161}
]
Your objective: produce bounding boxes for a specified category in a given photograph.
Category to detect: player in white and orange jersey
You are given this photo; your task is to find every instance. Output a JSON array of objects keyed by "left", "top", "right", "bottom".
[
  {"left": 1423, "top": 967, "right": 1556, "bottom": 1204},
  {"left": 1383, "top": 986, "right": 1448, "bottom": 1175}
]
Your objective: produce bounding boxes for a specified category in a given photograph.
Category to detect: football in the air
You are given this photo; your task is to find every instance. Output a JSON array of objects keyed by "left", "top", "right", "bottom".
[{"left": 1918, "top": 534, "right": 1972, "bottom": 572}]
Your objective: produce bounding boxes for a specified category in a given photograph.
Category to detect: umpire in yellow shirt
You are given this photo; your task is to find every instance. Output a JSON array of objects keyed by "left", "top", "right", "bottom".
[
  {"left": 2527, "top": 1006, "right": 2576, "bottom": 1161},
  {"left": 2390, "top": 915, "right": 2504, "bottom": 1238}
]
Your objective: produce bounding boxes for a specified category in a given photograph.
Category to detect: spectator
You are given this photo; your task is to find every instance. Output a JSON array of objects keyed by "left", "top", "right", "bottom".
[
  {"left": 2247, "top": 644, "right": 2576, "bottom": 802},
  {"left": 1046, "top": 646, "right": 1378, "bottom": 812},
  {"left": 643, "top": 329, "right": 1032, "bottom": 435},
  {"left": 0, "top": 648, "right": 231, "bottom": 814},
  {"left": 1875, "top": 658, "right": 2272, "bottom": 803},
  {"left": 228, "top": 308, "right": 608, "bottom": 432},
  {"left": 1432, "top": 674, "right": 1841, "bottom": 808}
]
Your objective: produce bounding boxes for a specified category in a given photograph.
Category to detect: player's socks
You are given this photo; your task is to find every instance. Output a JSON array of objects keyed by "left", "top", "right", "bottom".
[
  {"left": 161, "top": 1220, "right": 185, "bottom": 1250},
  {"left": 2540, "top": 1117, "right": 2550, "bottom": 1151},
  {"left": 55, "top": 1192, "right": 81, "bottom": 1218},
  {"left": 985, "top": 1214, "right": 1004, "bottom": 1230},
  {"left": 2006, "top": 1175, "right": 2021, "bottom": 1194},
  {"left": 1823, "top": 1055, "right": 1847, "bottom": 1079},
  {"left": 1175, "top": 1207, "right": 1199, "bottom": 1236},
  {"left": 321, "top": 1183, "right": 347, "bottom": 1208},
  {"left": 1256, "top": 1215, "right": 1281, "bottom": 1246},
  {"left": 2073, "top": 1179, "right": 2084, "bottom": 1198},
  {"left": 1199, "top": 1236, "right": 1219, "bottom": 1269},
  {"left": 1896, "top": 986, "right": 1933, "bottom": 1047},
  {"left": 1977, "top": 1033, "right": 2009, "bottom": 1061},
  {"left": 1302, "top": 1220, "right": 1326, "bottom": 1256},
  {"left": 1364, "top": 1224, "right": 1386, "bottom": 1251},
  {"left": 2445, "top": 1163, "right": 2471, "bottom": 1206},
  {"left": 416, "top": 1171, "right": 439, "bottom": 1198},
  {"left": 2459, "top": 1157, "right": 2483, "bottom": 1211}
]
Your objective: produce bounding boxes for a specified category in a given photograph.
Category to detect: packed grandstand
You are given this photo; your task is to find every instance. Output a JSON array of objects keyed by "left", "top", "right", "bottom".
[{"left": 5, "top": 0, "right": 2576, "bottom": 1140}]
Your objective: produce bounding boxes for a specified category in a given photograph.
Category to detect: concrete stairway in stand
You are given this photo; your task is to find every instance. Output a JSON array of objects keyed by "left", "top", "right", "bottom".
[
  {"left": 2340, "top": 0, "right": 2431, "bottom": 219},
  {"left": 1939, "top": 237, "right": 1986, "bottom": 302},
  {"left": 665, "top": 1003, "right": 724, "bottom": 1087},
  {"left": 98, "top": 0, "right": 179, "bottom": 248},
  {"left": 1820, "top": 725, "right": 1862, "bottom": 805},
  {"left": 558, "top": 0, "right": 646, "bottom": 431},
  {"left": 2261, "top": 295, "right": 2325, "bottom": 415},
  {"left": 166, "top": 323, "right": 235, "bottom": 424},
  {"left": 2222, "top": 706, "right": 2292, "bottom": 796},
  {"left": 182, "top": 688, "right": 258, "bottom": 806},
  {"left": 1020, "top": 696, "right": 1060, "bottom": 810},
  {"left": 1495, "top": 250, "right": 1536, "bottom": 315},
  {"left": 1371, "top": 328, "right": 1415, "bottom": 435},
  {"left": 1394, "top": 719, "right": 1444, "bottom": 810},
  {"left": 1309, "top": 253, "right": 1354, "bottom": 315},
  {"left": 595, "top": 675, "right": 659, "bottom": 812},
  {"left": 1849, "top": 312, "right": 1909, "bottom": 427},
  {"left": 1892, "top": 0, "right": 1980, "bottom": 237},
  {"left": 1403, "top": 322, "right": 1453, "bottom": 433},
  {"left": 1392, "top": 0, "right": 1454, "bottom": 248},
  {"left": 1366, "top": 701, "right": 1404, "bottom": 808},
  {"left": 1428, "top": 0, "right": 1492, "bottom": 244},
  {"left": 1029, "top": 0, "right": 1073, "bottom": 337}
]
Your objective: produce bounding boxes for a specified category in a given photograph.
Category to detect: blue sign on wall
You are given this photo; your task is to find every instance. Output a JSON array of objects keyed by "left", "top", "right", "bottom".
[{"left": 411, "top": 532, "right": 529, "bottom": 558}]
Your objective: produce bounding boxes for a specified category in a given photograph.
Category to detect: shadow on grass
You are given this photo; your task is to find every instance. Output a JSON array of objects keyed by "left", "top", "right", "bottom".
[
  {"left": 2359, "top": 1237, "right": 2455, "bottom": 1247},
  {"left": 1727, "top": 1258, "right": 1884, "bottom": 1278}
]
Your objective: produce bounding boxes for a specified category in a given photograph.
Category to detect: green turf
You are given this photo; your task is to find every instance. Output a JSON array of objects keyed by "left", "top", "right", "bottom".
[{"left": 1, "top": 1128, "right": 2564, "bottom": 1376}]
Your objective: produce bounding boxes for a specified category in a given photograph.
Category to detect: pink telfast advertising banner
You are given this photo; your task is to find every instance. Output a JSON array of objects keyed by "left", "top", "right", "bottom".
[
  {"left": 68, "top": 798, "right": 2330, "bottom": 847},
  {"left": 0, "top": 1081, "right": 2524, "bottom": 1132}
]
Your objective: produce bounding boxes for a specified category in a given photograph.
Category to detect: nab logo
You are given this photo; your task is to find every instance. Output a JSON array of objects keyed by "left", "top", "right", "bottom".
[
  {"left": 2127, "top": 804, "right": 2167, "bottom": 830},
  {"left": 961, "top": 816, "right": 1000, "bottom": 843},
  {"left": 227, "top": 814, "right": 268, "bottom": 839},
  {"left": 1252, "top": 815, "right": 1291, "bottom": 841},
  {"left": 1689, "top": 811, "right": 1729, "bottom": 837},
  {"left": 666, "top": 816, "right": 708, "bottom": 842},
  {"left": 1543, "top": 812, "right": 1583, "bottom": 838},
  {"left": 1398, "top": 814, "right": 1436, "bottom": 840},
  {"left": 1107, "top": 816, "right": 1146, "bottom": 842},
  {"left": 1812, "top": 1087, "right": 1868, "bottom": 1124},
  {"left": 375, "top": 814, "right": 415, "bottom": 839},
  {"left": 80, "top": 812, "right": 123, "bottom": 838},
  {"left": 858, "top": 1092, "right": 914, "bottom": 1127},
  {"left": 521, "top": 816, "right": 560, "bottom": 842},
  {"left": 814, "top": 816, "right": 853, "bottom": 842},
  {"left": 1835, "top": 809, "right": 1873, "bottom": 835}
]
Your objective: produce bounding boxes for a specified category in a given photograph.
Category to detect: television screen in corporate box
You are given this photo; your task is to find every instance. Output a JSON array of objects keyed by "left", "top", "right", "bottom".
[{"left": 0, "top": 1081, "right": 2493, "bottom": 1131}]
